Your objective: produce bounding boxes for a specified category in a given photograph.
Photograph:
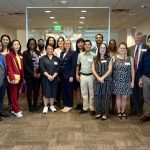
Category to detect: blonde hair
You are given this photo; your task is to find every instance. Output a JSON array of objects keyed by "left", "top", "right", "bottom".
[{"left": 64, "top": 39, "right": 74, "bottom": 51}]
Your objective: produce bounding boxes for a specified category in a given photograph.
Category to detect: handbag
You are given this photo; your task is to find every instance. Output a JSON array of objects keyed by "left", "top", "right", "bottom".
[{"left": 7, "top": 56, "right": 21, "bottom": 84}]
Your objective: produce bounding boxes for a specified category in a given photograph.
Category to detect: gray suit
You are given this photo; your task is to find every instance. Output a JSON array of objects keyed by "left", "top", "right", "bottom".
[{"left": 128, "top": 44, "right": 148, "bottom": 114}]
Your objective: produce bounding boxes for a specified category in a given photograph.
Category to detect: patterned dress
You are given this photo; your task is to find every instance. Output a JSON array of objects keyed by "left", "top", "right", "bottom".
[
  {"left": 93, "top": 57, "right": 112, "bottom": 116},
  {"left": 112, "top": 56, "right": 132, "bottom": 95}
]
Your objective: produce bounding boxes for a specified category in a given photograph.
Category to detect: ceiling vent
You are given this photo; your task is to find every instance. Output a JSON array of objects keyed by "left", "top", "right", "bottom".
[
  {"left": 112, "top": 9, "right": 130, "bottom": 14},
  {"left": 7, "top": 12, "right": 25, "bottom": 16}
]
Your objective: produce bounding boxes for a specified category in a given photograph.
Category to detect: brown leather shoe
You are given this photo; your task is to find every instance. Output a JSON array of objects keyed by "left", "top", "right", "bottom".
[{"left": 139, "top": 116, "right": 150, "bottom": 123}]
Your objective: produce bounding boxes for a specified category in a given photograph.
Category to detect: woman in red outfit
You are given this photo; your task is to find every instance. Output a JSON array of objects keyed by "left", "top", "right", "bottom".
[{"left": 6, "top": 40, "right": 24, "bottom": 118}]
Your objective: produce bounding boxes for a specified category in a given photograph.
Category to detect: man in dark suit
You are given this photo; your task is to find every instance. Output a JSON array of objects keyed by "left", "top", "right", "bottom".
[
  {"left": 0, "top": 53, "right": 9, "bottom": 121},
  {"left": 92, "top": 34, "right": 103, "bottom": 54},
  {"left": 128, "top": 32, "right": 148, "bottom": 116}
]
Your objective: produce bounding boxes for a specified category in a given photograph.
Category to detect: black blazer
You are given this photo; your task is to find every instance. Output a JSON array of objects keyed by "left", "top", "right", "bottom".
[
  {"left": 59, "top": 51, "right": 77, "bottom": 79},
  {"left": 23, "top": 49, "right": 40, "bottom": 79}
]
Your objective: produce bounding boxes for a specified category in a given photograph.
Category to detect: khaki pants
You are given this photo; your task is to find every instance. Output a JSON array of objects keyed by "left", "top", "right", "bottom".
[
  {"left": 142, "top": 75, "right": 150, "bottom": 117},
  {"left": 80, "top": 74, "right": 94, "bottom": 111}
]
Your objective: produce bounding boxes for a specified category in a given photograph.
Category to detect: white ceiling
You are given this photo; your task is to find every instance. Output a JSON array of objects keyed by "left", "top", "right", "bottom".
[{"left": 0, "top": 0, "right": 150, "bottom": 31}]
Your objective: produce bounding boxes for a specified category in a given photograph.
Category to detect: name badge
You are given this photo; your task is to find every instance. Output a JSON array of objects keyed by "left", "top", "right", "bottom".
[
  {"left": 88, "top": 58, "right": 93, "bottom": 62},
  {"left": 101, "top": 60, "right": 107, "bottom": 63},
  {"left": 142, "top": 49, "right": 147, "bottom": 52},
  {"left": 125, "top": 62, "right": 130, "bottom": 66},
  {"left": 54, "top": 62, "right": 58, "bottom": 65}
]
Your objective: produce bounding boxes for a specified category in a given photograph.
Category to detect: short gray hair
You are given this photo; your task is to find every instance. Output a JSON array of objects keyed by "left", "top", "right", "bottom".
[{"left": 135, "top": 32, "right": 143, "bottom": 37}]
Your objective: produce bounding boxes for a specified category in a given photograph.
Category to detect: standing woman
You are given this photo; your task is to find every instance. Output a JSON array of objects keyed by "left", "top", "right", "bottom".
[
  {"left": 40, "top": 44, "right": 59, "bottom": 114},
  {"left": 112, "top": 42, "right": 134, "bottom": 119},
  {"left": 54, "top": 36, "right": 65, "bottom": 58},
  {"left": 75, "top": 38, "right": 85, "bottom": 110},
  {"left": 46, "top": 36, "right": 56, "bottom": 49},
  {"left": 6, "top": 40, "right": 24, "bottom": 117},
  {"left": 1, "top": 35, "right": 12, "bottom": 109},
  {"left": 0, "top": 40, "right": 10, "bottom": 121},
  {"left": 23, "top": 38, "right": 41, "bottom": 112},
  {"left": 59, "top": 39, "right": 77, "bottom": 112},
  {"left": 1, "top": 34, "right": 11, "bottom": 55},
  {"left": 92, "top": 43, "right": 112, "bottom": 120},
  {"left": 108, "top": 39, "right": 117, "bottom": 114},
  {"left": 54, "top": 37, "right": 65, "bottom": 106}
]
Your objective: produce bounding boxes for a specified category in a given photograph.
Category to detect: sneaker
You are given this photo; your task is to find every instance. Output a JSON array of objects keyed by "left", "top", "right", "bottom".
[
  {"left": 43, "top": 106, "right": 48, "bottom": 114},
  {"left": 15, "top": 111, "right": 23, "bottom": 118},
  {"left": 50, "top": 105, "right": 56, "bottom": 112}
]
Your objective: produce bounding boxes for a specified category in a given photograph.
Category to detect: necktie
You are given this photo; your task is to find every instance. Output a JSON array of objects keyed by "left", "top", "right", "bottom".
[{"left": 134, "top": 46, "right": 139, "bottom": 72}]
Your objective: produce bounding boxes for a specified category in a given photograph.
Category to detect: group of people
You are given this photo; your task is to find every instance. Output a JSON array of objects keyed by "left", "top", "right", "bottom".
[{"left": 0, "top": 32, "right": 150, "bottom": 123}]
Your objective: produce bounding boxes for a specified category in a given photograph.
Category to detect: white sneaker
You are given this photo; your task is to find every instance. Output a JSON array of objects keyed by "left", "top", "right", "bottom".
[
  {"left": 50, "top": 105, "right": 56, "bottom": 112},
  {"left": 11, "top": 110, "right": 23, "bottom": 114},
  {"left": 43, "top": 106, "right": 48, "bottom": 114},
  {"left": 15, "top": 111, "right": 23, "bottom": 118}
]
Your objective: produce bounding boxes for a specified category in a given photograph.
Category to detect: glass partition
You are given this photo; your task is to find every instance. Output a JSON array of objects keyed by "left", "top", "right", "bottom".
[{"left": 26, "top": 7, "right": 110, "bottom": 49}]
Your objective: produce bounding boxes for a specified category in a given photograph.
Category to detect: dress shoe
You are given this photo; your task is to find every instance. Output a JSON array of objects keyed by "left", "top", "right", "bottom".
[
  {"left": 128, "top": 112, "right": 137, "bottom": 116},
  {"left": 0, "top": 112, "right": 10, "bottom": 117},
  {"left": 95, "top": 114, "right": 102, "bottom": 119},
  {"left": 0, "top": 117, "right": 2, "bottom": 121},
  {"left": 137, "top": 112, "right": 143, "bottom": 117},
  {"left": 62, "top": 107, "right": 72, "bottom": 113},
  {"left": 101, "top": 115, "right": 108, "bottom": 120},
  {"left": 61, "top": 107, "right": 67, "bottom": 112},
  {"left": 90, "top": 111, "right": 95, "bottom": 116},
  {"left": 79, "top": 110, "right": 88, "bottom": 114},
  {"left": 139, "top": 116, "right": 150, "bottom": 123}
]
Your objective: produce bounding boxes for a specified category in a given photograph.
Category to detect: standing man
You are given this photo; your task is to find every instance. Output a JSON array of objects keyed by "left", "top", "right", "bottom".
[
  {"left": 138, "top": 35, "right": 150, "bottom": 123},
  {"left": 92, "top": 34, "right": 103, "bottom": 54},
  {"left": 76, "top": 40, "right": 96, "bottom": 115},
  {"left": 129, "top": 32, "right": 148, "bottom": 116},
  {"left": 38, "top": 39, "right": 46, "bottom": 58}
]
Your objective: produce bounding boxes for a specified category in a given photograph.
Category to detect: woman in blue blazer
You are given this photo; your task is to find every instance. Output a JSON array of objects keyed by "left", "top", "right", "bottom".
[{"left": 59, "top": 39, "right": 77, "bottom": 112}]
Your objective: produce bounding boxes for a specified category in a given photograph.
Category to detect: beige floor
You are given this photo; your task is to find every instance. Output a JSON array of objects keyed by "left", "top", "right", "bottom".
[{"left": 0, "top": 97, "right": 150, "bottom": 150}]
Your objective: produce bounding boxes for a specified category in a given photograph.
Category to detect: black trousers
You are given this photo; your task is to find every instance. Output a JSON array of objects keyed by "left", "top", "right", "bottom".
[{"left": 26, "top": 78, "right": 41, "bottom": 111}]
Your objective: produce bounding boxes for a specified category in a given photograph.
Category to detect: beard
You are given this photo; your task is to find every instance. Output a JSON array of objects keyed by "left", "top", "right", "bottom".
[{"left": 38, "top": 44, "right": 44, "bottom": 50}]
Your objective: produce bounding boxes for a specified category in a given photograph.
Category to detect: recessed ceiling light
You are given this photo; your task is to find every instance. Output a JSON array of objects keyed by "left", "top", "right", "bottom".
[
  {"left": 80, "top": 17, "right": 85, "bottom": 19},
  {"left": 53, "top": 21, "right": 58, "bottom": 24},
  {"left": 78, "top": 27, "right": 82, "bottom": 29},
  {"left": 141, "top": 5, "right": 146, "bottom": 8},
  {"left": 45, "top": 10, "right": 51, "bottom": 13},
  {"left": 60, "top": 0, "right": 68, "bottom": 4},
  {"left": 81, "top": 10, "right": 87, "bottom": 13},
  {"left": 50, "top": 16, "right": 55, "bottom": 19},
  {"left": 79, "top": 21, "right": 84, "bottom": 24},
  {"left": 132, "top": 27, "right": 136, "bottom": 29}
]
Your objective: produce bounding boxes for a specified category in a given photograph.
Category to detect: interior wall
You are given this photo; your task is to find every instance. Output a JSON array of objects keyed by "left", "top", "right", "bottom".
[
  {"left": 0, "top": 24, "right": 17, "bottom": 40},
  {"left": 17, "top": 30, "right": 26, "bottom": 51}
]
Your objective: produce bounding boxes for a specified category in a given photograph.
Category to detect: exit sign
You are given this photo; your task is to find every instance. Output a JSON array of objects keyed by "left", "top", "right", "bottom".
[{"left": 54, "top": 25, "right": 61, "bottom": 31}]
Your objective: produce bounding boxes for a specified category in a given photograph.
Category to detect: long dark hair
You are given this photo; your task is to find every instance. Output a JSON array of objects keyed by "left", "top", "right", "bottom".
[
  {"left": 56, "top": 36, "right": 65, "bottom": 48},
  {"left": 0, "top": 34, "right": 11, "bottom": 51},
  {"left": 0, "top": 40, "right": 3, "bottom": 52},
  {"left": 95, "top": 43, "right": 109, "bottom": 64},
  {"left": 27, "top": 38, "right": 37, "bottom": 50},
  {"left": 76, "top": 38, "right": 85, "bottom": 53},
  {"left": 46, "top": 36, "right": 56, "bottom": 49},
  {"left": 108, "top": 39, "right": 117, "bottom": 52},
  {"left": 11, "top": 40, "right": 22, "bottom": 55}
]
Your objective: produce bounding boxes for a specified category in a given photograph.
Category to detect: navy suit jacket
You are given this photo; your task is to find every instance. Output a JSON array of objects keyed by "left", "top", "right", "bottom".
[{"left": 59, "top": 51, "right": 77, "bottom": 79}]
